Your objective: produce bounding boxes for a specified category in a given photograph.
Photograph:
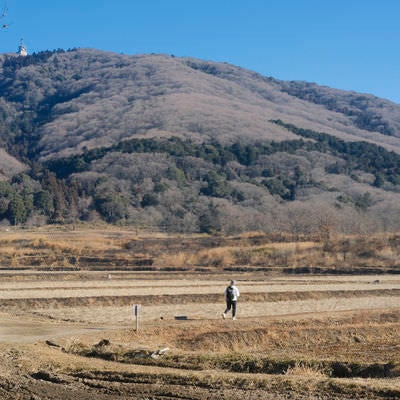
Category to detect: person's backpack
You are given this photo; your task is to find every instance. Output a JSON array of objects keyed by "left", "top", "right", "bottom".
[{"left": 226, "top": 286, "right": 235, "bottom": 301}]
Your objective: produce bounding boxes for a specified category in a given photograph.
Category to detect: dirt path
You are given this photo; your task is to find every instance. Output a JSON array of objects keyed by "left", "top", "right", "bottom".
[
  {"left": 1, "top": 280, "right": 399, "bottom": 299},
  {"left": 1, "top": 296, "right": 399, "bottom": 343},
  {"left": 0, "top": 313, "right": 106, "bottom": 344},
  {"left": 26, "top": 295, "right": 398, "bottom": 324}
]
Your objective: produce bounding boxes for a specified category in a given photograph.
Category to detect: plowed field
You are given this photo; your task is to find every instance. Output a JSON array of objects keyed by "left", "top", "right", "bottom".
[{"left": 0, "top": 271, "right": 399, "bottom": 399}]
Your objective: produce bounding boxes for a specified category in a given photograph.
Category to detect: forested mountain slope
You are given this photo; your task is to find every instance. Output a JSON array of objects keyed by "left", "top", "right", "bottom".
[{"left": 0, "top": 48, "right": 400, "bottom": 234}]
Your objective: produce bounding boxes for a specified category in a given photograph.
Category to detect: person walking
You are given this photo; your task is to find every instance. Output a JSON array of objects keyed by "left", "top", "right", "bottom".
[{"left": 222, "top": 280, "right": 240, "bottom": 320}]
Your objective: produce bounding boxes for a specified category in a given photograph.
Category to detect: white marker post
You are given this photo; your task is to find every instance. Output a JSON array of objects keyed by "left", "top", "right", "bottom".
[{"left": 133, "top": 304, "right": 141, "bottom": 332}]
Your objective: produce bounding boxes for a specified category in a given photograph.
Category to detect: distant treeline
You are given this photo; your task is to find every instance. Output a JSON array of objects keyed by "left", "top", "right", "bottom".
[
  {"left": 2, "top": 120, "right": 400, "bottom": 228},
  {"left": 271, "top": 120, "right": 400, "bottom": 185},
  {"left": 47, "top": 121, "right": 400, "bottom": 186}
]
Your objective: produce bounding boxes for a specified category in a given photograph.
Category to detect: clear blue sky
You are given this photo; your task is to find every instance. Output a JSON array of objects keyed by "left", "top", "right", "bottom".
[{"left": 1, "top": 0, "right": 400, "bottom": 103}]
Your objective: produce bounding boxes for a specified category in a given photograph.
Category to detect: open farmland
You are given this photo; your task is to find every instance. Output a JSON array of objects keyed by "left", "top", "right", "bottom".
[{"left": 0, "top": 229, "right": 399, "bottom": 399}]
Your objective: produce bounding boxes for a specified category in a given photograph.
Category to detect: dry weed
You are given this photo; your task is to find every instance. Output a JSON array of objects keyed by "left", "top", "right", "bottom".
[
  {"left": 235, "top": 231, "right": 266, "bottom": 239},
  {"left": 64, "top": 338, "right": 86, "bottom": 354},
  {"left": 1, "top": 229, "right": 400, "bottom": 271},
  {"left": 158, "top": 251, "right": 193, "bottom": 267},
  {"left": 196, "top": 247, "right": 236, "bottom": 267},
  {"left": 285, "top": 361, "right": 329, "bottom": 378},
  {"left": 377, "top": 246, "right": 400, "bottom": 262}
]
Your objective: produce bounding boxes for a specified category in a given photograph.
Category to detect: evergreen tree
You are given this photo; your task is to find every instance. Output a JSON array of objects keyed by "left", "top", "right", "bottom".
[{"left": 7, "top": 194, "right": 27, "bottom": 225}]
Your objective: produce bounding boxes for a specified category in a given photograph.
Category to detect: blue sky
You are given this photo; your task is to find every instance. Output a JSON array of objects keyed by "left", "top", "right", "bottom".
[{"left": 1, "top": 0, "right": 400, "bottom": 103}]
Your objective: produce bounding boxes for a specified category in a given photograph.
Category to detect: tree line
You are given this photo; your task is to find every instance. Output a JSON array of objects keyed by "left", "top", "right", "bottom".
[{"left": 1, "top": 121, "right": 400, "bottom": 229}]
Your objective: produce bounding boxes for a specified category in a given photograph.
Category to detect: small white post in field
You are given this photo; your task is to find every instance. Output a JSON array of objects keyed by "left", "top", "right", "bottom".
[{"left": 133, "top": 304, "right": 141, "bottom": 332}]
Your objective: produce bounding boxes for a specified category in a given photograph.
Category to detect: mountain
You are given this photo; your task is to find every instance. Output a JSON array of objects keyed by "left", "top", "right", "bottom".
[{"left": 1, "top": 48, "right": 400, "bottom": 234}]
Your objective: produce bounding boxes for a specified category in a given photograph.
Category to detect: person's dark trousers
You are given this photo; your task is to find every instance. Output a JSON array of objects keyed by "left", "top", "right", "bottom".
[{"left": 224, "top": 299, "right": 237, "bottom": 317}]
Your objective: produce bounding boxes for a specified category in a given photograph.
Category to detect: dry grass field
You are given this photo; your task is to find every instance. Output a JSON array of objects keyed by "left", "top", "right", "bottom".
[{"left": 0, "top": 228, "right": 399, "bottom": 399}]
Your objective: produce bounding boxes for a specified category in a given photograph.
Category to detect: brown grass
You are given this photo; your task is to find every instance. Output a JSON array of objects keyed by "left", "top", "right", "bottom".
[
  {"left": 285, "top": 362, "right": 328, "bottom": 378},
  {"left": 0, "top": 228, "right": 400, "bottom": 274}
]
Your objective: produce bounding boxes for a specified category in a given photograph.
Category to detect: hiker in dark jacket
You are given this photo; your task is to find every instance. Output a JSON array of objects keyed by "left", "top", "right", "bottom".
[{"left": 222, "top": 280, "right": 240, "bottom": 320}]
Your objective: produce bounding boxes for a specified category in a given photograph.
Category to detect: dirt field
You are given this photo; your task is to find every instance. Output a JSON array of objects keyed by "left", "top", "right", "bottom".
[{"left": 0, "top": 269, "right": 399, "bottom": 399}]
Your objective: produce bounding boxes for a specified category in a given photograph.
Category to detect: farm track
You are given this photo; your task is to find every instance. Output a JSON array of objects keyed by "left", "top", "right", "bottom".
[
  {"left": 0, "top": 289, "right": 399, "bottom": 310},
  {"left": 0, "top": 275, "right": 399, "bottom": 297}
]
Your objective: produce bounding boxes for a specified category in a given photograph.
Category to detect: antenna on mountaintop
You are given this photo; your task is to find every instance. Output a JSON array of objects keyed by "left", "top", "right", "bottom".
[{"left": 17, "top": 38, "right": 27, "bottom": 56}]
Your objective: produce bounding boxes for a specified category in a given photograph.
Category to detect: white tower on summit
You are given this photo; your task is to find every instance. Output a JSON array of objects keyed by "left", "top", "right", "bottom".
[{"left": 17, "top": 38, "right": 27, "bottom": 56}]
